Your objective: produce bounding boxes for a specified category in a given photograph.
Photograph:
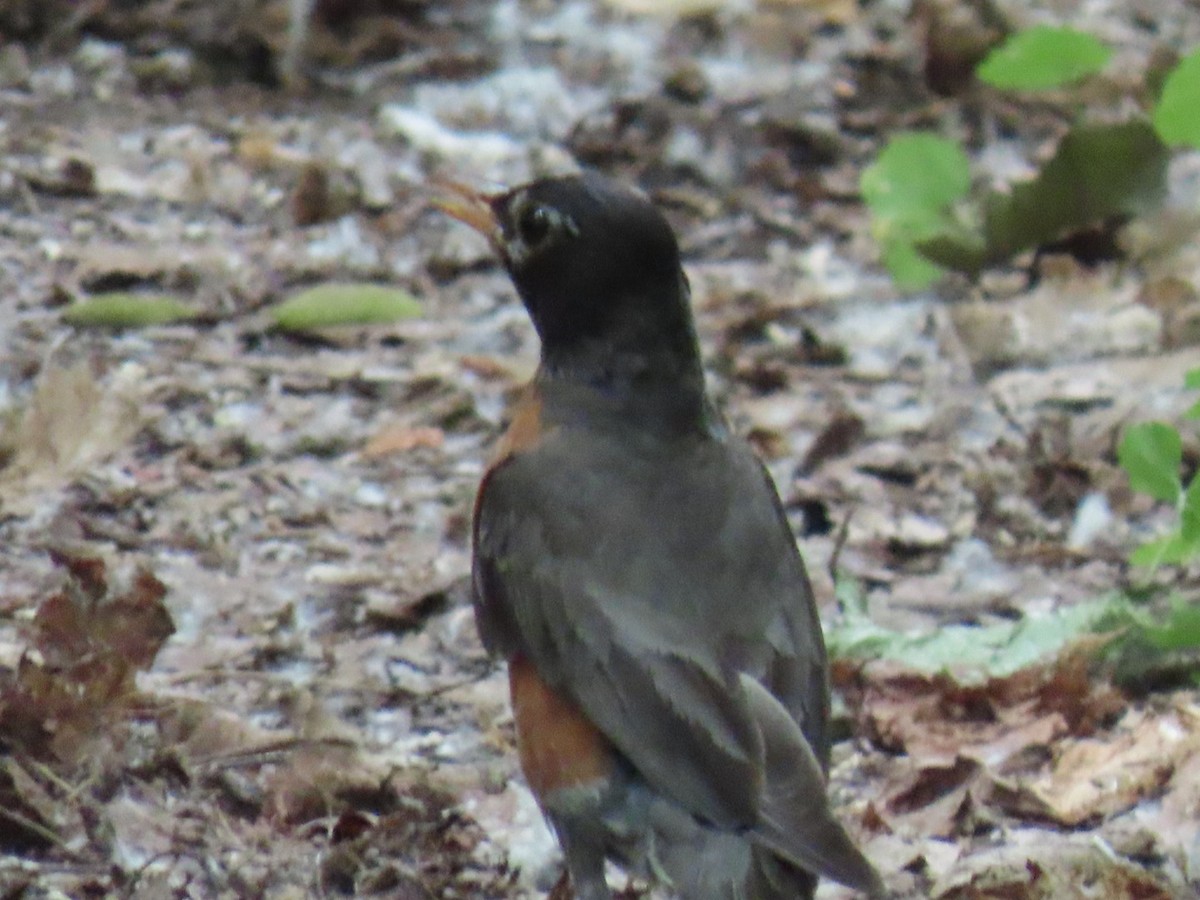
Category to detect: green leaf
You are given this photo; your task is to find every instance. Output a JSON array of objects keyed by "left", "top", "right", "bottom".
[
  {"left": 1140, "top": 595, "right": 1200, "bottom": 651},
  {"left": 1185, "top": 368, "right": 1200, "bottom": 418},
  {"left": 835, "top": 577, "right": 870, "bottom": 615},
  {"left": 1119, "top": 422, "right": 1183, "bottom": 503},
  {"left": 907, "top": 122, "right": 1170, "bottom": 279},
  {"left": 63, "top": 292, "right": 196, "bottom": 328},
  {"left": 861, "top": 133, "right": 970, "bottom": 287},
  {"left": 1109, "top": 594, "right": 1200, "bottom": 688},
  {"left": 1130, "top": 531, "right": 1200, "bottom": 567},
  {"left": 880, "top": 231, "right": 947, "bottom": 290},
  {"left": 827, "top": 583, "right": 1129, "bottom": 680},
  {"left": 861, "top": 133, "right": 971, "bottom": 216},
  {"left": 1153, "top": 48, "right": 1200, "bottom": 148},
  {"left": 270, "top": 283, "right": 421, "bottom": 332},
  {"left": 1180, "top": 473, "right": 1200, "bottom": 542},
  {"left": 977, "top": 27, "right": 1112, "bottom": 90},
  {"left": 981, "top": 121, "right": 1170, "bottom": 270},
  {"left": 916, "top": 229, "right": 989, "bottom": 279}
]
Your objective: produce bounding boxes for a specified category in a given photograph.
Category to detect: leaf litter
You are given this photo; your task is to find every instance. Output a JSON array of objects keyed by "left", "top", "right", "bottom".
[{"left": 1, "top": 0, "right": 1200, "bottom": 897}]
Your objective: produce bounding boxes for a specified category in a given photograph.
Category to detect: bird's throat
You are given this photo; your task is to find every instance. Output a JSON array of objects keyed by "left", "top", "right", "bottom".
[{"left": 539, "top": 338, "right": 710, "bottom": 436}]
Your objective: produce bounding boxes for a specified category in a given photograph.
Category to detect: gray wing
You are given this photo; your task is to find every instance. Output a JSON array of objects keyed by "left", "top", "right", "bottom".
[
  {"left": 473, "top": 428, "right": 827, "bottom": 830},
  {"left": 750, "top": 456, "right": 832, "bottom": 769}
]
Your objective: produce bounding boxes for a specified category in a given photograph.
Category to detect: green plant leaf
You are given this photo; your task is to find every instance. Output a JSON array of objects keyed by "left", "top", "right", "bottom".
[
  {"left": 909, "top": 121, "right": 1169, "bottom": 279},
  {"left": 977, "top": 26, "right": 1112, "bottom": 90},
  {"left": 831, "top": 580, "right": 1199, "bottom": 688},
  {"left": 270, "top": 283, "right": 421, "bottom": 332},
  {"left": 1130, "top": 531, "right": 1200, "bottom": 567},
  {"left": 984, "top": 120, "right": 1169, "bottom": 257},
  {"left": 827, "top": 592, "right": 1129, "bottom": 680},
  {"left": 861, "top": 133, "right": 971, "bottom": 216},
  {"left": 1140, "top": 595, "right": 1200, "bottom": 651},
  {"left": 1153, "top": 48, "right": 1200, "bottom": 148},
  {"left": 861, "top": 133, "right": 970, "bottom": 287},
  {"left": 982, "top": 121, "right": 1170, "bottom": 268},
  {"left": 1185, "top": 368, "right": 1200, "bottom": 417},
  {"left": 1119, "top": 422, "right": 1183, "bottom": 503},
  {"left": 1109, "top": 594, "right": 1200, "bottom": 688},
  {"left": 880, "top": 235, "right": 946, "bottom": 290},
  {"left": 63, "top": 292, "right": 196, "bottom": 328},
  {"left": 916, "top": 229, "right": 988, "bottom": 279},
  {"left": 1181, "top": 473, "right": 1200, "bottom": 542}
]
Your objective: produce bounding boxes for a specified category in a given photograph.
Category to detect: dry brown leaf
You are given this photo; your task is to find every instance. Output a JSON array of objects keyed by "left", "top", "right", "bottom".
[
  {"left": 799, "top": 409, "right": 866, "bottom": 474},
  {"left": 263, "top": 742, "right": 387, "bottom": 828},
  {"left": 1147, "top": 738, "right": 1200, "bottom": 881},
  {"left": 0, "top": 551, "right": 174, "bottom": 761},
  {"left": 759, "top": 0, "right": 859, "bottom": 26},
  {"left": 932, "top": 832, "right": 1175, "bottom": 899},
  {"left": 911, "top": 0, "right": 1008, "bottom": 97},
  {"left": 1005, "top": 700, "right": 1200, "bottom": 827},
  {"left": 162, "top": 700, "right": 284, "bottom": 765},
  {"left": 236, "top": 131, "right": 309, "bottom": 172},
  {"left": 0, "top": 361, "right": 142, "bottom": 514},
  {"left": 840, "top": 648, "right": 1124, "bottom": 768},
  {"left": 880, "top": 756, "right": 989, "bottom": 839},
  {"left": 840, "top": 648, "right": 1139, "bottom": 839},
  {"left": 33, "top": 552, "right": 173, "bottom": 673},
  {"left": 459, "top": 354, "right": 528, "bottom": 382},
  {"left": 72, "top": 242, "right": 187, "bottom": 288},
  {"left": 362, "top": 424, "right": 445, "bottom": 458}
]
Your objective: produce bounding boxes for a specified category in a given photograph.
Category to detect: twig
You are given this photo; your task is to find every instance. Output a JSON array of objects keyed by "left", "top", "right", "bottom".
[
  {"left": 189, "top": 735, "right": 356, "bottom": 771},
  {"left": 827, "top": 505, "right": 855, "bottom": 586},
  {"left": 0, "top": 806, "right": 78, "bottom": 858}
]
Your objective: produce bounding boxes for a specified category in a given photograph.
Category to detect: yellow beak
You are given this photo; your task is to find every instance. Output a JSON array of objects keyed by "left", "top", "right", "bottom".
[{"left": 431, "top": 178, "right": 501, "bottom": 242}]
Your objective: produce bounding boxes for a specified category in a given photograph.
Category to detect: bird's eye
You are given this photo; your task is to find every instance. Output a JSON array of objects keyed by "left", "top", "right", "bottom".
[{"left": 517, "top": 204, "right": 555, "bottom": 246}]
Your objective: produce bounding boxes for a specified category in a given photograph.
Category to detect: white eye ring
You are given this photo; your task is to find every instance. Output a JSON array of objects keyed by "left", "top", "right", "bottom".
[{"left": 505, "top": 197, "right": 579, "bottom": 266}]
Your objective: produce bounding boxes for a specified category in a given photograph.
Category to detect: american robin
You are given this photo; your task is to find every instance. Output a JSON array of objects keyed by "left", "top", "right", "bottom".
[{"left": 437, "top": 171, "right": 883, "bottom": 900}]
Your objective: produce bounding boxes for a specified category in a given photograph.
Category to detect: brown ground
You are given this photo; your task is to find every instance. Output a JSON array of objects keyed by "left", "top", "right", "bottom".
[{"left": 1, "top": 1, "right": 1199, "bottom": 897}]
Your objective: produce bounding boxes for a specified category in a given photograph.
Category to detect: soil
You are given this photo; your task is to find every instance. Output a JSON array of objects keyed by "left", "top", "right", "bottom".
[{"left": 1, "top": 1, "right": 1199, "bottom": 897}]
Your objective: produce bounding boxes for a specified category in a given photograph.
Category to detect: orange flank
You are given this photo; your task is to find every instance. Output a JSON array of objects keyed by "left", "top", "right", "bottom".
[
  {"left": 508, "top": 654, "right": 614, "bottom": 799},
  {"left": 493, "top": 386, "right": 545, "bottom": 462}
]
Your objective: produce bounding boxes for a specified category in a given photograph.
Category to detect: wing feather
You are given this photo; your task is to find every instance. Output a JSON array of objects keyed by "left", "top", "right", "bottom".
[{"left": 473, "top": 426, "right": 830, "bottom": 835}]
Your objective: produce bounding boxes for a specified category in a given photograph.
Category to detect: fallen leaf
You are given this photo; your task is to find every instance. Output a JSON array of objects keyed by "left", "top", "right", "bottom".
[
  {"left": 837, "top": 646, "right": 1124, "bottom": 766},
  {"left": 459, "top": 354, "right": 524, "bottom": 382},
  {"left": 365, "top": 588, "right": 450, "bottom": 633},
  {"left": 362, "top": 424, "right": 445, "bottom": 458},
  {"left": 270, "top": 283, "right": 421, "bottom": 332},
  {"left": 264, "top": 742, "right": 389, "bottom": 828},
  {"left": 1007, "top": 700, "right": 1200, "bottom": 826},
  {"left": 828, "top": 585, "right": 1129, "bottom": 681},
  {"left": 62, "top": 292, "right": 196, "bottom": 328},
  {"left": 931, "top": 830, "right": 1175, "bottom": 899},
  {"left": 0, "top": 360, "right": 142, "bottom": 512},
  {"left": 0, "top": 551, "right": 174, "bottom": 762},
  {"left": 882, "top": 756, "right": 986, "bottom": 838},
  {"left": 799, "top": 409, "right": 866, "bottom": 474}
]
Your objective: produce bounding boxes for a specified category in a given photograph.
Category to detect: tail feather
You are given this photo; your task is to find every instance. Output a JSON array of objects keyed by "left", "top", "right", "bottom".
[
  {"left": 739, "top": 675, "right": 885, "bottom": 898},
  {"left": 649, "top": 809, "right": 824, "bottom": 899}
]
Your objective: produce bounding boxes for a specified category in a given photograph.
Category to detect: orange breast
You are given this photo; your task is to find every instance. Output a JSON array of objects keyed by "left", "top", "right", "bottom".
[
  {"left": 508, "top": 654, "right": 614, "bottom": 799},
  {"left": 493, "top": 385, "right": 545, "bottom": 462}
]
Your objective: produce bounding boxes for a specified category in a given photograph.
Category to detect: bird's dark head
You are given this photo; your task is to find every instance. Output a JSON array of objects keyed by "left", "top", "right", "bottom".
[{"left": 437, "top": 171, "right": 699, "bottom": 380}]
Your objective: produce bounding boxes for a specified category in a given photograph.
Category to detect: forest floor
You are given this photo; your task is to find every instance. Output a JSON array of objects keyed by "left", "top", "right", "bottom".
[{"left": 1, "top": 0, "right": 1199, "bottom": 897}]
